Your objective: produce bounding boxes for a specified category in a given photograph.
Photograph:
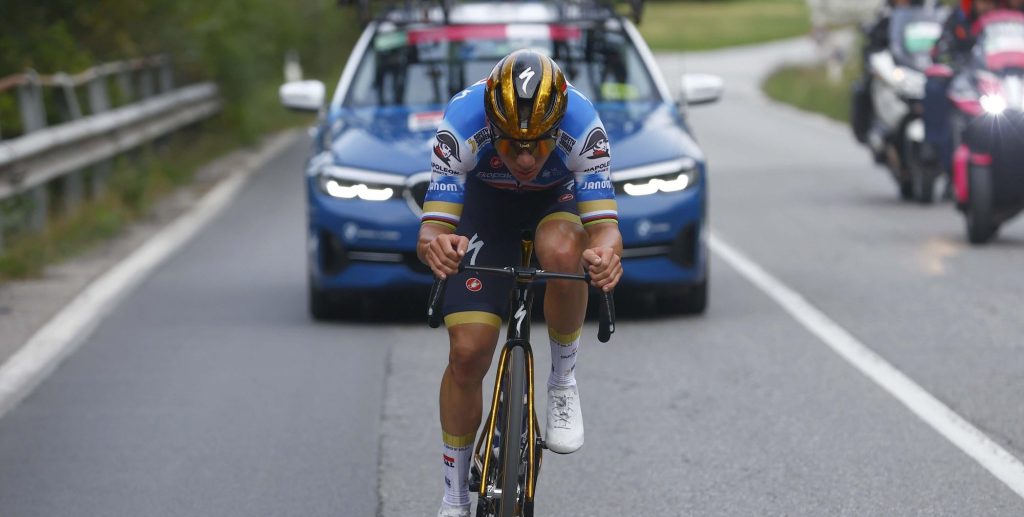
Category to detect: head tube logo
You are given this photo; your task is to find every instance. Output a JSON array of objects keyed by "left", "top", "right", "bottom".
[
  {"left": 466, "top": 277, "right": 483, "bottom": 292},
  {"left": 434, "top": 130, "right": 461, "bottom": 166},
  {"left": 580, "top": 127, "right": 609, "bottom": 160}
]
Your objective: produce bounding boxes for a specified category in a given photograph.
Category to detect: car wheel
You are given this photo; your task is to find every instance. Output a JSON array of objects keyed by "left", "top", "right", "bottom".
[
  {"left": 657, "top": 278, "right": 708, "bottom": 315},
  {"left": 309, "top": 280, "right": 336, "bottom": 321}
]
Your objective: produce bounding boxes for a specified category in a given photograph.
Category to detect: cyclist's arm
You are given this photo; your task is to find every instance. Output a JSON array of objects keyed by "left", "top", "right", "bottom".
[{"left": 418, "top": 117, "right": 474, "bottom": 277}]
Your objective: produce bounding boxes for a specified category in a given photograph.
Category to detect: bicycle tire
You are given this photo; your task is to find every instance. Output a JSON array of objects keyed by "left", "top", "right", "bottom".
[{"left": 498, "top": 346, "right": 526, "bottom": 517}]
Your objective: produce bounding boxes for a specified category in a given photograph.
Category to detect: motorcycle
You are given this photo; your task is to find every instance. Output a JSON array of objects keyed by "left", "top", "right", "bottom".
[
  {"left": 859, "top": 6, "right": 946, "bottom": 202},
  {"left": 949, "top": 10, "right": 1024, "bottom": 244}
]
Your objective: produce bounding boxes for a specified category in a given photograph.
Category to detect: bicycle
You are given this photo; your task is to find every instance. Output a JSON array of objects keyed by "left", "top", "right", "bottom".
[{"left": 427, "top": 230, "right": 616, "bottom": 517}]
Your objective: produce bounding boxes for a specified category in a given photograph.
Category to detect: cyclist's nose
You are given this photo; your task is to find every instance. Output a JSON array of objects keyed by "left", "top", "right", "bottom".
[{"left": 515, "top": 151, "right": 536, "bottom": 170}]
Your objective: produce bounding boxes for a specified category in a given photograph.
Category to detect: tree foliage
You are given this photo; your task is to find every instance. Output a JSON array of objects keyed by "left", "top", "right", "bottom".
[{"left": 0, "top": 0, "right": 360, "bottom": 137}]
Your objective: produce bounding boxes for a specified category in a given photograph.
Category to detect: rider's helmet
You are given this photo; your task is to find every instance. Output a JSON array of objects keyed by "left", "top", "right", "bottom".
[{"left": 484, "top": 50, "right": 568, "bottom": 141}]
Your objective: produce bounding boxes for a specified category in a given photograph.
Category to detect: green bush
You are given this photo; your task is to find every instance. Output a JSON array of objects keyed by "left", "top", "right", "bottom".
[{"left": 0, "top": 0, "right": 360, "bottom": 139}]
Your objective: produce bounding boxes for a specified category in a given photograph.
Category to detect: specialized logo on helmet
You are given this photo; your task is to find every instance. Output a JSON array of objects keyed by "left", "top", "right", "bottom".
[
  {"left": 466, "top": 277, "right": 483, "bottom": 292},
  {"left": 580, "top": 128, "right": 610, "bottom": 160},
  {"left": 519, "top": 67, "right": 536, "bottom": 95},
  {"left": 433, "top": 130, "right": 460, "bottom": 166}
]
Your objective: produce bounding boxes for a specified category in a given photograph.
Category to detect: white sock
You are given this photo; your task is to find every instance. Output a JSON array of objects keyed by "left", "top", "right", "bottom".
[
  {"left": 441, "top": 430, "right": 474, "bottom": 507},
  {"left": 548, "top": 327, "right": 581, "bottom": 388}
]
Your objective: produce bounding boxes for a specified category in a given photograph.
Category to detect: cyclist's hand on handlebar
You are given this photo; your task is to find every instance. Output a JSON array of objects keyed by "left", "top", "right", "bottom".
[
  {"left": 425, "top": 234, "right": 469, "bottom": 279},
  {"left": 583, "top": 247, "right": 622, "bottom": 292}
]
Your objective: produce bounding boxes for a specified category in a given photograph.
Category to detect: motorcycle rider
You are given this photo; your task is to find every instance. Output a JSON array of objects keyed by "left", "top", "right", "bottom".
[
  {"left": 922, "top": 0, "right": 1000, "bottom": 178},
  {"left": 851, "top": 0, "right": 923, "bottom": 144}
]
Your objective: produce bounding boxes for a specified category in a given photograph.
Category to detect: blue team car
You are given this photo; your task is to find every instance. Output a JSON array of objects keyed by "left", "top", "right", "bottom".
[{"left": 280, "top": 1, "right": 723, "bottom": 319}]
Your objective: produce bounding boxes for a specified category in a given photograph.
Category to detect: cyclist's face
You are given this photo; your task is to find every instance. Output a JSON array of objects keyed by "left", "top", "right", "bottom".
[{"left": 491, "top": 125, "right": 557, "bottom": 182}]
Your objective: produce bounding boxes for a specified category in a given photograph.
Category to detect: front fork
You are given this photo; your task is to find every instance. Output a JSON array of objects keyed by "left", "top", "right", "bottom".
[{"left": 473, "top": 286, "right": 542, "bottom": 513}]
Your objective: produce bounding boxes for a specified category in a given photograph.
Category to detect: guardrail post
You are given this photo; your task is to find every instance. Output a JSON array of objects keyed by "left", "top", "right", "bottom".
[
  {"left": 117, "top": 69, "right": 134, "bottom": 104},
  {"left": 159, "top": 61, "right": 174, "bottom": 93},
  {"left": 139, "top": 68, "right": 155, "bottom": 99},
  {"left": 28, "top": 186, "right": 48, "bottom": 233},
  {"left": 56, "top": 73, "right": 83, "bottom": 121},
  {"left": 87, "top": 75, "right": 110, "bottom": 115},
  {"left": 16, "top": 71, "right": 47, "bottom": 134}
]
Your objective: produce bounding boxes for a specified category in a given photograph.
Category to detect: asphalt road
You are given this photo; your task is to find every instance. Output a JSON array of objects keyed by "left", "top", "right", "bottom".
[{"left": 2, "top": 38, "right": 1024, "bottom": 516}]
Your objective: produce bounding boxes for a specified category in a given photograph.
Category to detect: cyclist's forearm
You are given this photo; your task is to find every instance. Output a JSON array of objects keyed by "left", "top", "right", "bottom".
[
  {"left": 584, "top": 222, "right": 623, "bottom": 256},
  {"left": 417, "top": 223, "right": 453, "bottom": 264}
]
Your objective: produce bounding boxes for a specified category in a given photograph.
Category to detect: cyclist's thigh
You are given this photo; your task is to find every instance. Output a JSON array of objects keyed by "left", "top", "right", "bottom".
[
  {"left": 531, "top": 180, "right": 585, "bottom": 270},
  {"left": 443, "top": 178, "right": 518, "bottom": 325}
]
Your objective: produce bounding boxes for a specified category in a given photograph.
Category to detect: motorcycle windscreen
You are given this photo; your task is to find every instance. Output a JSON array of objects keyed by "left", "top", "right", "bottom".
[
  {"left": 976, "top": 12, "right": 1024, "bottom": 71},
  {"left": 889, "top": 7, "right": 946, "bottom": 70}
]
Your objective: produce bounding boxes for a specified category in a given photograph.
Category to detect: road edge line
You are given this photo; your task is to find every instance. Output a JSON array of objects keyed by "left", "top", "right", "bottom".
[
  {"left": 0, "top": 130, "right": 301, "bottom": 419},
  {"left": 708, "top": 230, "right": 1024, "bottom": 501}
]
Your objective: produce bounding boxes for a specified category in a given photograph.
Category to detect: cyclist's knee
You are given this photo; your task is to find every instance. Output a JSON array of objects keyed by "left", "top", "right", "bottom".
[
  {"left": 448, "top": 323, "right": 499, "bottom": 386},
  {"left": 536, "top": 220, "right": 585, "bottom": 273}
]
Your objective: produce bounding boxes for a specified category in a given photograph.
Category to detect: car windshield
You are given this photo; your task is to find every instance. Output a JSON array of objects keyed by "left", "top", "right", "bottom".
[{"left": 341, "top": 22, "right": 660, "bottom": 108}]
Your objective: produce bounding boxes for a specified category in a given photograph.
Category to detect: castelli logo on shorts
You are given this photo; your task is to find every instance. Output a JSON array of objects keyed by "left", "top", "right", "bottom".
[
  {"left": 466, "top": 277, "right": 483, "bottom": 292},
  {"left": 490, "top": 156, "right": 502, "bottom": 169},
  {"left": 559, "top": 193, "right": 574, "bottom": 202}
]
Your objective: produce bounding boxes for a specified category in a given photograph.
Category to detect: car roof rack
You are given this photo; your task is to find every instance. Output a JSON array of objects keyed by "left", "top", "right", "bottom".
[{"left": 339, "top": 0, "right": 644, "bottom": 27}]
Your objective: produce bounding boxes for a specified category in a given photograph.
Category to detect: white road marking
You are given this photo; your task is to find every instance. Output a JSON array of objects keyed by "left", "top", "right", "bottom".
[
  {"left": 709, "top": 230, "right": 1024, "bottom": 500},
  {"left": 0, "top": 130, "right": 300, "bottom": 420}
]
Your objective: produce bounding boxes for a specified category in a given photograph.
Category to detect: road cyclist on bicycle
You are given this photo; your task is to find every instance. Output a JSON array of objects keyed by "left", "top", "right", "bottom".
[{"left": 417, "top": 50, "right": 623, "bottom": 517}]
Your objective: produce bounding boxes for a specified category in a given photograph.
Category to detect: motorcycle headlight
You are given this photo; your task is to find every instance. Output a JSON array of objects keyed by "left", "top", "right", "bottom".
[
  {"left": 613, "top": 158, "right": 700, "bottom": 197},
  {"left": 980, "top": 94, "right": 1007, "bottom": 115},
  {"left": 317, "top": 165, "right": 404, "bottom": 201}
]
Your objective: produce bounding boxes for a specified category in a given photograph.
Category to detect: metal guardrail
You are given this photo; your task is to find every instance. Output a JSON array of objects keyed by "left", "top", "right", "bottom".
[{"left": 0, "top": 56, "right": 221, "bottom": 254}]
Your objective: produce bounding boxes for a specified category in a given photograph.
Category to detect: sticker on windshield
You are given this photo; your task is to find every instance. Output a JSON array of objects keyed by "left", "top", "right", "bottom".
[
  {"left": 374, "top": 31, "right": 408, "bottom": 52},
  {"left": 409, "top": 111, "right": 444, "bottom": 132},
  {"left": 600, "top": 82, "right": 639, "bottom": 101}
]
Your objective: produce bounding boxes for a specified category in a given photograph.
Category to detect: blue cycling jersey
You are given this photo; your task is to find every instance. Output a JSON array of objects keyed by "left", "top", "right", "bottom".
[{"left": 422, "top": 80, "right": 618, "bottom": 230}]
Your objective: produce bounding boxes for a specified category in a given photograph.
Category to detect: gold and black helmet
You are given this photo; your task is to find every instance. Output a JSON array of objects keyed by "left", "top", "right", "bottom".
[{"left": 484, "top": 50, "right": 568, "bottom": 140}]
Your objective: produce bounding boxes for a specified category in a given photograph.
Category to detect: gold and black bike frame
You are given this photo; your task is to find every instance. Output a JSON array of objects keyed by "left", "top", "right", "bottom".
[{"left": 474, "top": 234, "right": 542, "bottom": 509}]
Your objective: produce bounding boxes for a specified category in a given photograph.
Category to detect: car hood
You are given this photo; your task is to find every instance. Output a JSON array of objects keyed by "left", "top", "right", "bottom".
[{"left": 326, "top": 102, "right": 704, "bottom": 175}]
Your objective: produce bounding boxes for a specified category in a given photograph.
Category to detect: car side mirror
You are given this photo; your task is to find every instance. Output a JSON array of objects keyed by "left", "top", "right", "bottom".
[
  {"left": 680, "top": 74, "right": 724, "bottom": 107},
  {"left": 280, "top": 80, "right": 326, "bottom": 112}
]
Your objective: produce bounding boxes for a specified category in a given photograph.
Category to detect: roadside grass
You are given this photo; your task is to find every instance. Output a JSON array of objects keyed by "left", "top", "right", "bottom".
[
  {"left": 761, "top": 58, "right": 860, "bottom": 123},
  {"left": 639, "top": 0, "right": 811, "bottom": 51},
  {"left": 0, "top": 85, "right": 315, "bottom": 281}
]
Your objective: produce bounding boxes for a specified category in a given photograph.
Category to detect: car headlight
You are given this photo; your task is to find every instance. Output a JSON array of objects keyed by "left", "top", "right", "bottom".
[
  {"left": 613, "top": 158, "right": 700, "bottom": 197},
  {"left": 980, "top": 94, "right": 1007, "bottom": 115},
  {"left": 317, "top": 165, "right": 405, "bottom": 201}
]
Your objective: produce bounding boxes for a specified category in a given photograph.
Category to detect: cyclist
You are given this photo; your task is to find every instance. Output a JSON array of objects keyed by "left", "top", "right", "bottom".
[
  {"left": 417, "top": 50, "right": 623, "bottom": 517},
  {"left": 923, "top": 0, "right": 1000, "bottom": 176}
]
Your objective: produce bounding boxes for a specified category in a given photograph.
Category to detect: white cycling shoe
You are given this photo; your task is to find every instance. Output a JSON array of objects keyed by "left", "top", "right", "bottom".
[
  {"left": 437, "top": 502, "right": 470, "bottom": 517},
  {"left": 545, "top": 384, "right": 584, "bottom": 454}
]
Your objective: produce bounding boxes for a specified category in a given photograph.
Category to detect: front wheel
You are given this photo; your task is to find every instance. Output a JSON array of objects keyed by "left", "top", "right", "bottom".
[
  {"left": 906, "top": 140, "right": 937, "bottom": 204},
  {"left": 966, "top": 165, "right": 999, "bottom": 244},
  {"left": 498, "top": 347, "right": 526, "bottom": 517}
]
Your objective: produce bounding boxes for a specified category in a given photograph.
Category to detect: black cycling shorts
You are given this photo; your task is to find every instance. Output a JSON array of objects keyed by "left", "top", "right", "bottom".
[{"left": 442, "top": 176, "right": 581, "bottom": 328}]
